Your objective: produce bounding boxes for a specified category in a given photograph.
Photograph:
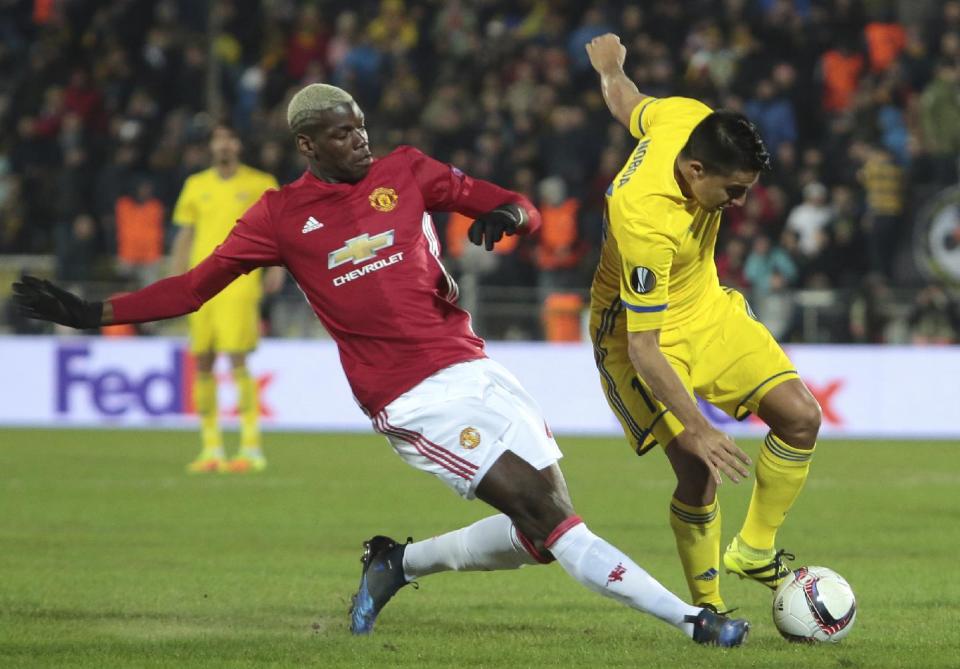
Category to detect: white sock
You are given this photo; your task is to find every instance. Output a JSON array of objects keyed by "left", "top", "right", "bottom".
[
  {"left": 403, "top": 514, "right": 539, "bottom": 579},
  {"left": 548, "top": 521, "right": 699, "bottom": 636}
]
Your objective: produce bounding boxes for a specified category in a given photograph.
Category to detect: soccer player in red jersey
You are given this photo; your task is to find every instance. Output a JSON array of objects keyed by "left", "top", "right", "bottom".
[{"left": 13, "top": 84, "right": 752, "bottom": 646}]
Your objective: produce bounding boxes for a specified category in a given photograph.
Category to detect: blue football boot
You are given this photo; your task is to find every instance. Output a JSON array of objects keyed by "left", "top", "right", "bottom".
[
  {"left": 349, "top": 535, "right": 411, "bottom": 635},
  {"left": 685, "top": 606, "right": 750, "bottom": 647}
]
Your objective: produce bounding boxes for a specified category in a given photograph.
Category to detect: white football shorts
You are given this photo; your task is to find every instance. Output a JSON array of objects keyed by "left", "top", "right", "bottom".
[{"left": 372, "top": 358, "right": 563, "bottom": 499}]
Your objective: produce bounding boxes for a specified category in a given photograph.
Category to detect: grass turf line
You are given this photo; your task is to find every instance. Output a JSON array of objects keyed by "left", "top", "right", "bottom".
[{"left": 0, "top": 429, "right": 957, "bottom": 668}]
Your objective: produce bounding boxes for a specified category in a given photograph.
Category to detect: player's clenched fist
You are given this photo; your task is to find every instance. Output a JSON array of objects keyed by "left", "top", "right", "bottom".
[{"left": 585, "top": 33, "right": 626, "bottom": 75}]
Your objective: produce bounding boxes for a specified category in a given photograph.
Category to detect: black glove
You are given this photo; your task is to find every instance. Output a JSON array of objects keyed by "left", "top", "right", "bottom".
[
  {"left": 12, "top": 275, "right": 103, "bottom": 329},
  {"left": 468, "top": 203, "right": 527, "bottom": 251}
]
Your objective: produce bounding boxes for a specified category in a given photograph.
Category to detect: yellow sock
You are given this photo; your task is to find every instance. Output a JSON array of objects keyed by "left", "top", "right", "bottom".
[
  {"left": 739, "top": 432, "right": 815, "bottom": 550},
  {"left": 194, "top": 371, "right": 221, "bottom": 453},
  {"left": 233, "top": 367, "right": 260, "bottom": 451},
  {"left": 669, "top": 497, "right": 723, "bottom": 608}
]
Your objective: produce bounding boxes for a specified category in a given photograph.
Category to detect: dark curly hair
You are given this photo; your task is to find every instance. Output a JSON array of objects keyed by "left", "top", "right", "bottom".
[{"left": 680, "top": 111, "right": 771, "bottom": 175}]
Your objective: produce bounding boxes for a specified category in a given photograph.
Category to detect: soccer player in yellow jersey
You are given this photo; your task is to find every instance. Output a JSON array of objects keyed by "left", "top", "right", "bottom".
[
  {"left": 585, "top": 34, "right": 822, "bottom": 612},
  {"left": 170, "top": 122, "right": 283, "bottom": 474}
]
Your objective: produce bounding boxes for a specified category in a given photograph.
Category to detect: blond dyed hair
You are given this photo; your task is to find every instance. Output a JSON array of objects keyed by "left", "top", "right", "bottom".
[{"left": 287, "top": 84, "right": 355, "bottom": 132}]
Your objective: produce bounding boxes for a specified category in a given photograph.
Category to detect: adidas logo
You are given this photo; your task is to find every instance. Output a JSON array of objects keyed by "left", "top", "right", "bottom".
[
  {"left": 302, "top": 216, "right": 324, "bottom": 234},
  {"left": 694, "top": 568, "right": 718, "bottom": 581}
]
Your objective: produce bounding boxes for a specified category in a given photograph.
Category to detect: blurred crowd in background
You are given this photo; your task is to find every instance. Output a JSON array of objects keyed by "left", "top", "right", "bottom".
[{"left": 1, "top": 0, "right": 959, "bottom": 343}]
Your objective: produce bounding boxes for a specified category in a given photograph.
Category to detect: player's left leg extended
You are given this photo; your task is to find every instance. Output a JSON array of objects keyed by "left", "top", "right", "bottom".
[
  {"left": 222, "top": 352, "right": 265, "bottom": 473},
  {"left": 725, "top": 379, "right": 820, "bottom": 587}
]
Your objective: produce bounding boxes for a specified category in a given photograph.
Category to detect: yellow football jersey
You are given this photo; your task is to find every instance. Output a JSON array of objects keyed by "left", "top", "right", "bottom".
[
  {"left": 591, "top": 97, "right": 725, "bottom": 332},
  {"left": 172, "top": 165, "right": 278, "bottom": 299}
]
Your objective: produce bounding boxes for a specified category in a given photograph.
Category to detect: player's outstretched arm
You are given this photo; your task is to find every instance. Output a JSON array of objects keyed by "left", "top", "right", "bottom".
[
  {"left": 586, "top": 33, "right": 647, "bottom": 129},
  {"left": 13, "top": 250, "right": 243, "bottom": 329},
  {"left": 627, "top": 330, "right": 752, "bottom": 485}
]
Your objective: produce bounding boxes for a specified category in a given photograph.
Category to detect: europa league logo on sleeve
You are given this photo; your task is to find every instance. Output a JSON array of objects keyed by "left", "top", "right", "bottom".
[{"left": 914, "top": 186, "right": 960, "bottom": 286}]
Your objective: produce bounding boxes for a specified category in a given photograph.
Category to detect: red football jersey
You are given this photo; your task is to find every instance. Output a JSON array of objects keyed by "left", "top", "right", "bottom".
[{"left": 111, "top": 146, "right": 541, "bottom": 414}]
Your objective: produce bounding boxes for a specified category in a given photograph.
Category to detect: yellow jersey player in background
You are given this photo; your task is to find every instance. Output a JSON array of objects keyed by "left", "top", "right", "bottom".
[
  {"left": 585, "top": 34, "right": 822, "bottom": 612},
  {"left": 170, "top": 122, "right": 283, "bottom": 474}
]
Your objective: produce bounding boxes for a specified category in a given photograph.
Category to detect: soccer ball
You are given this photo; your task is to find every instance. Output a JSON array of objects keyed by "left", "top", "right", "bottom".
[{"left": 772, "top": 566, "right": 857, "bottom": 643}]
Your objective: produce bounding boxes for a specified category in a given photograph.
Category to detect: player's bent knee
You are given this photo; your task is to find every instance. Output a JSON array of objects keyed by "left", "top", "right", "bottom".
[
  {"left": 791, "top": 393, "right": 822, "bottom": 444},
  {"left": 801, "top": 396, "right": 823, "bottom": 434},
  {"left": 774, "top": 393, "right": 822, "bottom": 447}
]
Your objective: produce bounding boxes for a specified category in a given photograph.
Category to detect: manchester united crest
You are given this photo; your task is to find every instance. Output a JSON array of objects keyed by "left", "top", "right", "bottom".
[
  {"left": 369, "top": 187, "right": 399, "bottom": 212},
  {"left": 459, "top": 427, "right": 481, "bottom": 450}
]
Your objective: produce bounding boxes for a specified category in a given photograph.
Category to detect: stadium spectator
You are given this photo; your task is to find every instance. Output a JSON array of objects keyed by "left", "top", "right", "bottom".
[
  {"left": 94, "top": 144, "right": 139, "bottom": 226},
  {"left": 919, "top": 60, "right": 960, "bottom": 186},
  {"left": 827, "top": 184, "right": 867, "bottom": 288},
  {"left": 849, "top": 273, "right": 895, "bottom": 343},
  {"left": 744, "top": 234, "right": 798, "bottom": 299},
  {"left": 285, "top": 4, "right": 329, "bottom": 81},
  {"left": 114, "top": 179, "right": 165, "bottom": 285},
  {"left": 0, "top": 174, "right": 25, "bottom": 253},
  {"left": 716, "top": 236, "right": 749, "bottom": 292},
  {"left": 533, "top": 176, "right": 584, "bottom": 295},
  {"left": 785, "top": 182, "right": 833, "bottom": 258},
  {"left": 430, "top": 1, "right": 479, "bottom": 60},
  {"left": 744, "top": 78, "right": 797, "bottom": 154},
  {"left": 858, "top": 144, "right": 905, "bottom": 273},
  {"left": 54, "top": 213, "right": 98, "bottom": 283},
  {"left": 819, "top": 40, "right": 865, "bottom": 113},
  {"left": 864, "top": 17, "right": 906, "bottom": 73},
  {"left": 569, "top": 7, "right": 612, "bottom": 73},
  {"left": 63, "top": 68, "right": 104, "bottom": 131},
  {"left": 873, "top": 86, "right": 909, "bottom": 166},
  {"left": 753, "top": 269, "right": 798, "bottom": 342},
  {"left": 55, "top": 144, "right": 92, "bottom": 225},
  {"left": 367, "top": 0, "right": 420, "bottom": 55},
  {"left": 907, "top": 284, "right": 960, "bottom": 344},
  {"left": 724, "top": 182, "right": 783, "bottom": 239}
]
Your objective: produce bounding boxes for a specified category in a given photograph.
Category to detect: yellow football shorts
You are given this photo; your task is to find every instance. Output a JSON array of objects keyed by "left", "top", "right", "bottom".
[
  {"left": 188, "top": 292, "right": 260, "bottom": 355},
  {"left": 590, "top": 288, "right": 798, "bottom": 455}
]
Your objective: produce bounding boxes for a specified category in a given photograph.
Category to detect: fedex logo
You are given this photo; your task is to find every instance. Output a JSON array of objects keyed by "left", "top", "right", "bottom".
[
  {"left": 56, "top": 344, "right": 273, "bottom": 418},
  {"left": 57, "top": 344, "right": 187, "bottom": 416}
]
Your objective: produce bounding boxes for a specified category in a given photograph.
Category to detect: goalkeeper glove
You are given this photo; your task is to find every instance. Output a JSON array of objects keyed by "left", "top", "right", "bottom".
[
  {"left": 467, "top": 203, "right": 527, "bottom": 251},
  {"left": 12, "top": 275, "right": 103, "bottom": 329}
]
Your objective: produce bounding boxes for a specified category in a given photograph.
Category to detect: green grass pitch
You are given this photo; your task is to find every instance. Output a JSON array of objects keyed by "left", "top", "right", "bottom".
[{"left": 1, "top": 429, "right": 957, "bottom": 668}]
